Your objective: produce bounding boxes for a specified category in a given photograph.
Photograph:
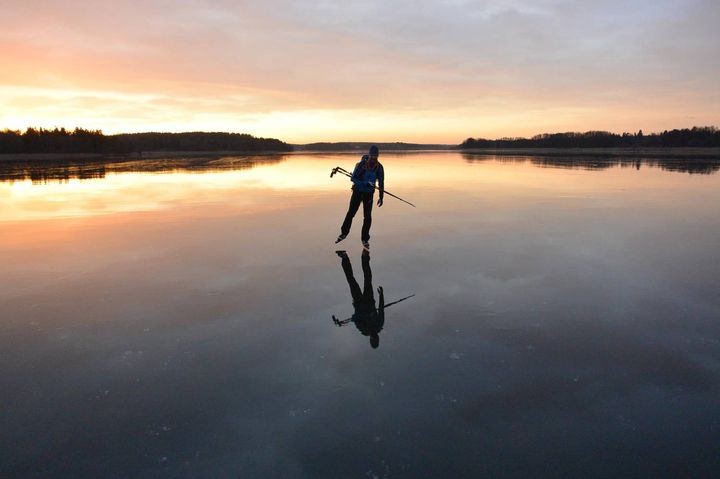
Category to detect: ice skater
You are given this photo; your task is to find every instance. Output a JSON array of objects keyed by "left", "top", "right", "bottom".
[{"left": 335, "top": 145, "right": 384, "bottom": 250}]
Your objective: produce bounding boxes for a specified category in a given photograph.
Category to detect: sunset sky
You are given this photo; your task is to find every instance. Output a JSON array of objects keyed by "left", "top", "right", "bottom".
[{"left": 1, "top": 0, "right": 718, "bottom": 143}]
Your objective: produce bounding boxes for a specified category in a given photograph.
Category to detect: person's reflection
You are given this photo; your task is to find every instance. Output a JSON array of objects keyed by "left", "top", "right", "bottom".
[{"left": 333, "top": 250, "right": 385, "bottom": 348}]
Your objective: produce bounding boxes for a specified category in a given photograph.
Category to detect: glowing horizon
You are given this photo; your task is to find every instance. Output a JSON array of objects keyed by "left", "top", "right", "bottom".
[{"left": 1, "top": 1, "right": 718, "bottom": 143}]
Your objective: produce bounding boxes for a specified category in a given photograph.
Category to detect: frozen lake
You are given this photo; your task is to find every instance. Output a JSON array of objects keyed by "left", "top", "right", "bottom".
[{"left": 1, "top": 152, "right": 720, "bottom": 478}]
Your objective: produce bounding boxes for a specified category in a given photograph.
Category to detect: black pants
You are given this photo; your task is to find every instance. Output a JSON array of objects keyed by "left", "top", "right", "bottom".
[{"left": 341, "top": 190, "right": 374, "bottom": 242}]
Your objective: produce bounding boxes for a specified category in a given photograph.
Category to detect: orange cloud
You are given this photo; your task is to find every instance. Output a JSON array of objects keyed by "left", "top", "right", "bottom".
[{"left": 1, "top": 1, "right": 718, "bottom": 142}]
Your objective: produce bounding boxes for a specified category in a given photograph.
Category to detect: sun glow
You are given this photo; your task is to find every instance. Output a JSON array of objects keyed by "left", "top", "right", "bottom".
[{"left": 1, "top": 1, "right": 718, "bottom": 142}]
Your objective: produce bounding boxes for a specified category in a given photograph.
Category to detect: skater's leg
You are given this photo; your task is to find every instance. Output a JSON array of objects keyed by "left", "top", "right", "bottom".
[
  {"left": 361, "top": 192, "right": 374, "bottom": 243},
  {"left": 340, "top": 191, "right": 362, "bottom": 237}
]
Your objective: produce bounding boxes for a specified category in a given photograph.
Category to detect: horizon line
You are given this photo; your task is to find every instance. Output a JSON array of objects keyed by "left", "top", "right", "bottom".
[{"left": 2, "top": 125, "right": 719, "bottom": 146}]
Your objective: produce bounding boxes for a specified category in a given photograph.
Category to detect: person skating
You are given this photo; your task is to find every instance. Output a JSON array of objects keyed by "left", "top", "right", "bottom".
[{"left": 335, "top": 145, "right": 384, "bottom": 250}]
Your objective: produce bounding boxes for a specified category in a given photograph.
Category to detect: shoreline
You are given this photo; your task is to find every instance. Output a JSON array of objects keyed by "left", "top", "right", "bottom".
[
  {"left": 1, "top": 146, "right": 719, "bottom": 163},
  {"left": 459, "top": 147, "right": 720, "bottom": 159},
  {"left": 0, "top": 150, "right": 292, "bottom": 162}
]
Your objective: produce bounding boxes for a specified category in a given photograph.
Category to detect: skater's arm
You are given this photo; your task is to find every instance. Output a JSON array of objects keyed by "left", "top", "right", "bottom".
[
  {"left": 351, "top": 158, "right": 365, "bottom": 188},
  {"left": 378, "top": 164, "right": 384, "bottom": 198},
  {"left": 377, "top": 164, "right": 385, "bottom": 206}
]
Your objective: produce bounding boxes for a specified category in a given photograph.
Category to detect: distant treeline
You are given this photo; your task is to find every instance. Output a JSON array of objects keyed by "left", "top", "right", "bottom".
[
  {"left": 460, "top": 127, "right": 720, "bottom": 149},
  {"left": 295, "top": 142, "right": 451, "bottom": 151},
  {"left": 0, "top": 128, "right": 293, "bottom": 154}
]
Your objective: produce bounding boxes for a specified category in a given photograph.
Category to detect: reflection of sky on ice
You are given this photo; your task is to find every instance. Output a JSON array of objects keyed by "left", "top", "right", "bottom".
[
  {"left": 2, "top": 153, "right": 719, "bottom": 221},
  {"left": 1, "top": 153, "right": 720, "bottom": 477}
]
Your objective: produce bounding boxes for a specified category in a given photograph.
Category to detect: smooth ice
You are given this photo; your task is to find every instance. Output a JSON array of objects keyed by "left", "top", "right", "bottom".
[{"left": 1, "top": 153, "right": 719, "bottom": 478}]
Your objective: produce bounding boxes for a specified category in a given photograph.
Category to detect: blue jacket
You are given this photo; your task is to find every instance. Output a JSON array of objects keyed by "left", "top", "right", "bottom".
[{"left": 351, "top": 155, "right": 385, "bottom": 195}]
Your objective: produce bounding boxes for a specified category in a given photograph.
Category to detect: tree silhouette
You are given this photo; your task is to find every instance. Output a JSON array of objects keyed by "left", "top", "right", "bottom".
[
  {"left": 0, "top": 128, "right": 292, "bottom": 154},
  {"left": 460, "top": 127, "right": 720, "bottom": 149}
]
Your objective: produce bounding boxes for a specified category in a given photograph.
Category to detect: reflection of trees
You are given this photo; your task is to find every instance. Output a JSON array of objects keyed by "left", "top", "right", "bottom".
[
  {"left": 0, "top": 156, "right": 288, "bottom": 184},
  {"left": 462, "top": 154, "right": 720, "bottom": 175}
]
